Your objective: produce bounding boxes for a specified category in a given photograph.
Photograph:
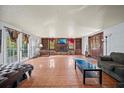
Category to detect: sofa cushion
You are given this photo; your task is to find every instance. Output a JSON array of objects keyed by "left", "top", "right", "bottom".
[
  {"left": 114, "top": 66, "right": 124, "bottom": 78},
  {"left": 99, "top": 61, "right": 116, "bottom": 70},
  {"left": 0, "top": 76, "right": 8, "bottom": 84},
  {"left": 100, "top": 56, "right": 112, "bottom": 61},
  {"left": 0, "top": 65, "right": 7, "bottom": 70},
  {"left": 0, "top": 64, "right": 3, "bottom": 67},
  {"left": 110, "top": 52, "right": 124, "bottom": 65}
]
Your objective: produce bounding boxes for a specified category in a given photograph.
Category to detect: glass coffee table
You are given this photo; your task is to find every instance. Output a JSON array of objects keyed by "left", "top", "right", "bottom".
[{"left": 74, "top": 58, "right": 102, "bottom": 84}]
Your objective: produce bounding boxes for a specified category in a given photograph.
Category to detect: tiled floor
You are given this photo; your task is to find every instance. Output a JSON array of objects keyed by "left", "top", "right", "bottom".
[{"left": 18, "top": 55, "right": 117, "bottom": 88}]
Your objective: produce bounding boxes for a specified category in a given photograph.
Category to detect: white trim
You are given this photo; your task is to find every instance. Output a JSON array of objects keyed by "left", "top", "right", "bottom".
[
  {"left": 0, "top": 21, "right": 41, "bottom": 38},
  {"left": 3, "top": 27, "right": 7, "bottom": 64}
]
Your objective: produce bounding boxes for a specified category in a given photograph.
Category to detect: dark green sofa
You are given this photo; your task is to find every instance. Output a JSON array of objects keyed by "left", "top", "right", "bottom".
[{"left": 98, "top": 52, "right": 124, "bottom": 83}]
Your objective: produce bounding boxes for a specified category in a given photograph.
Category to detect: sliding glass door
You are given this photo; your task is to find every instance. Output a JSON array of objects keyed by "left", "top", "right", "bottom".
[
  {"left": 2, "top": 26, "right": 39, "bottom": 64},
  {"left": 21, "top": 33, "right": 29, "bottom": 60},
  {"left": 6, "top": 28, "right": 19, "bottom": 64}
]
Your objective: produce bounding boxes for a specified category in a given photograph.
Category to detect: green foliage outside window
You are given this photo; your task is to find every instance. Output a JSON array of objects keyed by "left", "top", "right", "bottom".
[
  {"left": 22, "top": 40, "right": 28, "bottom": 57},
  {"left": 7, "top": 36, "right": 17, "bottom": 57}
]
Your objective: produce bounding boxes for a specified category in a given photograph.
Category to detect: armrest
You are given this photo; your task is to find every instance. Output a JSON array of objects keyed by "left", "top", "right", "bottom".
[
  {"left": 114, "top": 65, "right": 124, "bottom": 77},
  {"left": 100, "top": 56, "right": 112, "bottom": 61},
  {"left": 114, "top": 65, "right": 124, "bottom": 69}
]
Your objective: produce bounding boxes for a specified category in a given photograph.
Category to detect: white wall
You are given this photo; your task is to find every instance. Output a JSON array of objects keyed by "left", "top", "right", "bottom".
[
  {"left": 103, "top": 22, "right": 124, "bottom": 55},
  {"left": 82, "top": 36, "right": 88, "bottom": 55}
]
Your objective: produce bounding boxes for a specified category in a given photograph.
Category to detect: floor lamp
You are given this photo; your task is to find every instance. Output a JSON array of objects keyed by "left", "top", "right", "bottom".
[
  {"left": 39, "top": 44, "right": 43, "bottom": 48},
  {"left": 105, "top": 36, "right": 108, "bottom": 55},
  {"left": 105, "top": 33, "right": 112, "bottom": 56}
]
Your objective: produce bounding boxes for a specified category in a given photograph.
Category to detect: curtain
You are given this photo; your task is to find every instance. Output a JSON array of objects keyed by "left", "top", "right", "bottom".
[
  {"left": 22, "top": 33, "right": 29, "bottom": 44},
  {"left": 5, "top": 27, "right": 20, "bottom": 42}
]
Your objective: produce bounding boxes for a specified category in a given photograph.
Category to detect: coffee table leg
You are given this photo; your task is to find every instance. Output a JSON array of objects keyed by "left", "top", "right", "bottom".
[
  {"left": 99, "top": 70, "right": 102, "bottom": 84},
  {"left": 83, "top": 70, "right": 85, "bottom": 84},
  {"left": 75, "top": 62, "right": 76, "bottom": 70}
]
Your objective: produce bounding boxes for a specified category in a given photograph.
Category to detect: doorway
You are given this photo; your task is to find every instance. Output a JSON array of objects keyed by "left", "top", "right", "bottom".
[{"left": 88, "top": 32, "right": 103, "bottom": 58}]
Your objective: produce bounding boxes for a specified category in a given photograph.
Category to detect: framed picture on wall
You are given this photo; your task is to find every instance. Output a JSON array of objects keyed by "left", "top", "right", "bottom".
[
  {"left": 68, "top": 38, "right": 74, "bottom": 49},
  {"left": 57, "top": 38, "right": 67, "bottom": 44},
  {"left": 49, "top": 38, "right": 55, "bottom": 49}
]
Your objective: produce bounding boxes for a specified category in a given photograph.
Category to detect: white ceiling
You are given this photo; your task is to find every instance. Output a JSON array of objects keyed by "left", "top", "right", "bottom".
[{"left": 0, "top": 5, "right": 124, "bottom": 38}]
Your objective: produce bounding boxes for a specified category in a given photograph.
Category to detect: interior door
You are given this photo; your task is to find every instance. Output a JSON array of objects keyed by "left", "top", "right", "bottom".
[
  {"left": 41, "top": 38, "right": 49, "bottom": 56},
  {"left": 75, "top": 38, "right": 82, "bottom": 55}
]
